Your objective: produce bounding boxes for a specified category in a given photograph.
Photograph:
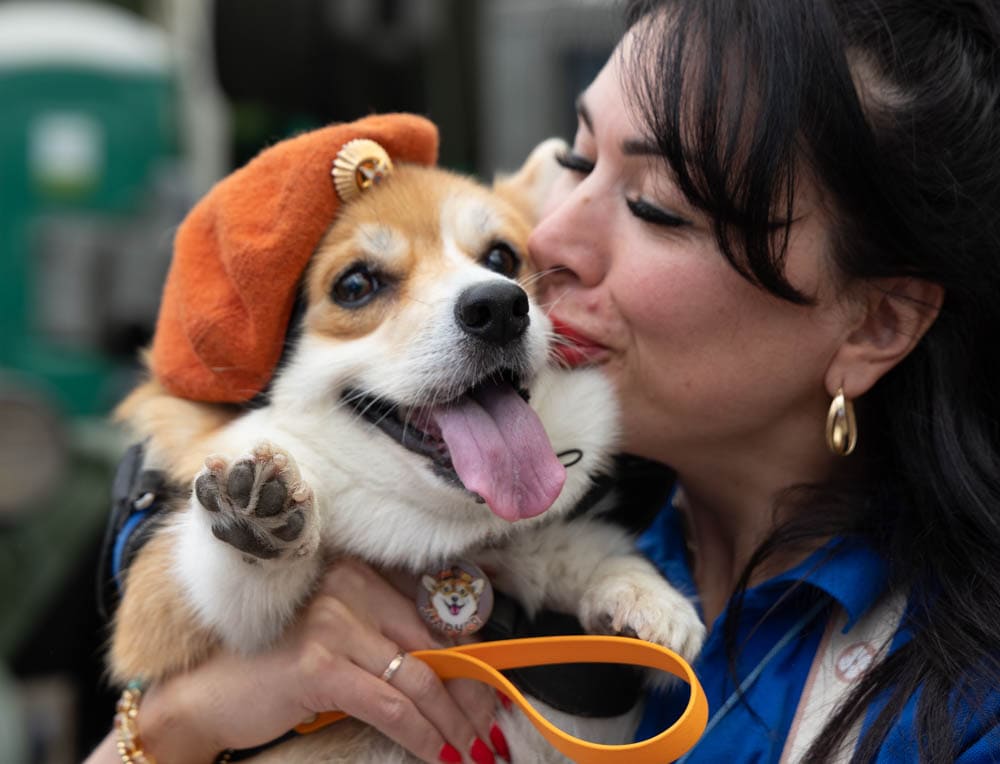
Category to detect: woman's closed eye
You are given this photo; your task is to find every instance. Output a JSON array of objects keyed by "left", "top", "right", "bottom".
[
  {"left": 555, "top": 149, "right": 595, "bottom": 174},
  {"left": 626, "top": 197, "right": 692, "bottom": 228},
  {"left": 556, "top": 147, "right": 692, "bottom": 228}
]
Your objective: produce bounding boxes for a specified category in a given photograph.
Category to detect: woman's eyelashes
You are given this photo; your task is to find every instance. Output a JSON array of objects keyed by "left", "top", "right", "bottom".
[
  {"left": 626, "top": 197, "right": 692, "bottom": 228},
  {"left": 555, "top": 149, "right": 595, "bottom": 174},
  {"left": 556, "top": 147, "right": 691, "bottom": 228}
]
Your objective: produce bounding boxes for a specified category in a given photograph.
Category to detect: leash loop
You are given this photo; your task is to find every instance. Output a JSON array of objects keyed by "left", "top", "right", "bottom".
[{"left": 295, "top": 635, "right": 707, "bottom": 763}]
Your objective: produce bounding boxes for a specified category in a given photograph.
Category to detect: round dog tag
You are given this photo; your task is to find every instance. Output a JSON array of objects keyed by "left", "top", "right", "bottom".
[{"left": 417, "top": 560, "right": 493, "bottom": 637}]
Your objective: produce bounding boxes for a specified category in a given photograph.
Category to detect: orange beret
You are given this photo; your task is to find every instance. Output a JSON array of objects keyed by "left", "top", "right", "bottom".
[{"left": 149, "top": 113, "right": 439, "bottom": 402}]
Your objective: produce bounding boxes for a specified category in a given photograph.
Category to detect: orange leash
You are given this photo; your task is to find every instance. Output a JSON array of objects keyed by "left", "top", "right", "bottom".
[{"left": 295, "top": 635, "right": 707, "bottom": 763}]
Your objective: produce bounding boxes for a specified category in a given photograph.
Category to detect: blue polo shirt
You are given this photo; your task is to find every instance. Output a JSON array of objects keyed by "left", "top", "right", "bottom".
[{"left": 633, "top": 500, "right": 1000, "bottom": 762}]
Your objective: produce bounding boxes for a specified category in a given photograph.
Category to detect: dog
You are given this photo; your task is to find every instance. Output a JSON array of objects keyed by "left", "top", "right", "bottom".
[{"left": 108, "top": 133, "right": 705, "bottom": 762}]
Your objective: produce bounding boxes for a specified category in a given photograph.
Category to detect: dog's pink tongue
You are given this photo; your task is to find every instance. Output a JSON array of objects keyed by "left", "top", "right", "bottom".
[{"left": 432, "top": 382, "right": 566, "bottom": 522}]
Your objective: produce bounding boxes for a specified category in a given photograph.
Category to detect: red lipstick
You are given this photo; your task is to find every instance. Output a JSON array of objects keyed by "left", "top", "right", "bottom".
[{"left": 549, "top": 316, "right": 607, "bottom": 368}]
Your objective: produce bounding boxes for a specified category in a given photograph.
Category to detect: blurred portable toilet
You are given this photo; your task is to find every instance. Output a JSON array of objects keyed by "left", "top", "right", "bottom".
[{"left": 0, "top": 1, "right": 180, "bottom": 416}]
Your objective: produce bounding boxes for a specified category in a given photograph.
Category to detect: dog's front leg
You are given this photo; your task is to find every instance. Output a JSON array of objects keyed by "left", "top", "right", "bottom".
[
  {"left": 173, "top": 441, "right": 322, "bottom": 653},
  {"left": 577, "top": 549, "right": 706, "bottom": 663},
  {"left": 484, "top": 517, "right": 705, "bottom": 662}
]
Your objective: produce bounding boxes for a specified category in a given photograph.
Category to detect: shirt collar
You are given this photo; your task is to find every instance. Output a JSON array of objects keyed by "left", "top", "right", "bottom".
[
  {"left": 638, "top": 492, "right": 891, "bottom": 631},
  {"left": 768, "top": 537, "right": 890, "bottom": 630}
]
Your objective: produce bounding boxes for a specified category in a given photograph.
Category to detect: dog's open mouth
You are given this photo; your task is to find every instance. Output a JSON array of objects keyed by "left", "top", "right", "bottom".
[{"left": 343, "top": 370, "right": 566, "bottom": 522}]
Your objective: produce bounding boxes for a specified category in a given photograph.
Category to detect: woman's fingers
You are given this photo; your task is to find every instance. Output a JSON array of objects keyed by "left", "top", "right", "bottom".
[
  {"left": 445, "top": 678, "right": 502, "bottom": 754},
  {"left": 299, "top": 563, "right": 503, "bottom": 762},
  {"left": 347, "top": 629, "right": 493, "bottom": 761},
  {"left": 317, "top": 558, "right": 445, "bottom": 651},
  {"left": 301, "top": 640, "right": 492, "bottom": 763},
  {"left": 316, "top": 657, "right": 460, "bottom": 764},
  {"left": 379, "top": 651, "right": 495, "bottom": 762}
]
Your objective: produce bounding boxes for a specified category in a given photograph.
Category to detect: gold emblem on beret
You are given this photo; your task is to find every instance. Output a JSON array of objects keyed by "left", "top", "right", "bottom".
[{"left": 331, "top": 138, "right": 394, "bottom": 203}]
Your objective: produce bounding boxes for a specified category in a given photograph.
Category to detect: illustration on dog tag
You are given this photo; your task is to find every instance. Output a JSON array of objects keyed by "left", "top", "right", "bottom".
[{"left": 417, "top": 560, "right": 493, "bottom": 637}]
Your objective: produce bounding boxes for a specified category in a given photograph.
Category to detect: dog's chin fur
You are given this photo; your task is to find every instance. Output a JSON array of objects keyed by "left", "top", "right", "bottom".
[{"left": 110, "top": 141, "right": 705, "bottom": 763}]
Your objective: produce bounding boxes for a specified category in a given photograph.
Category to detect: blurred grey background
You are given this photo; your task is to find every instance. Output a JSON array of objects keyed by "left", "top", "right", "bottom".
[{"left": 0, "top": 0, "right": 621, "bottom": 760}]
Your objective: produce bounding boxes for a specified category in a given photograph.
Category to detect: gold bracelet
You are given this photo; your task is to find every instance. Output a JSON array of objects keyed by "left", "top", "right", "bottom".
[{"left": 114, "top": 679, "right": 157, "bottom": 764}]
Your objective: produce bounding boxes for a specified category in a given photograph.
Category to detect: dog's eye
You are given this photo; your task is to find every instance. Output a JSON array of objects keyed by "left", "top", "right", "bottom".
[
  {"left": 481, "top": 242, "right": 520, "bottom": 279},
  {"left": 332, "top": 265, "right": 382, "bottom": 307}
]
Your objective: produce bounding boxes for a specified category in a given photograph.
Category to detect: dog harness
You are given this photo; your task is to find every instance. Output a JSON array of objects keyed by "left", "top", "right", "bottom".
[{"left": 97, "top": 442, "right": 176, "bottom": 619}]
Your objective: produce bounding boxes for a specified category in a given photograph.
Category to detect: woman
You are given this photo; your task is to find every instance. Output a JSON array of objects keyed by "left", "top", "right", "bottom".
[
  {"left": 535, "top": 1, "right": 1000, "bottom": 761},
  {"left": 88, "top": 0, "right": 1000, "bottom": 761}
]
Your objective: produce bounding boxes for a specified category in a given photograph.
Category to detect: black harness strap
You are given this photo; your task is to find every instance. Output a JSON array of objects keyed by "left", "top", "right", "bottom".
[
  {"left": 479, "top": 590, "right": 645, "bottom": 717},
  {"left": 97, "top": 442, "right": 179, "bottom": 620}
]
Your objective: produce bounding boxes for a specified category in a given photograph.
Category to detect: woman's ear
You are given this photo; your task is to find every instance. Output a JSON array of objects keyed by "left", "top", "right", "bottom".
[
  {"left": 492, "top": 138, "right": 569, "bottom": 223},
  {"left": 826, "top": 278, "right": 944, "bottom": 399}
]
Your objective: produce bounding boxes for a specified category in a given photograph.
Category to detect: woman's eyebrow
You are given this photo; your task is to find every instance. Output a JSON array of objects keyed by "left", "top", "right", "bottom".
[{"left": 576, "top": 94, "right": 659, "bottom": 156}]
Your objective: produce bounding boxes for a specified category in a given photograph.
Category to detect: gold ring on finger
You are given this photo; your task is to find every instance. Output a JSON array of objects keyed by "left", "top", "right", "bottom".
[{"left": 380, "top": 650, "right": 407, "bottom": 683}]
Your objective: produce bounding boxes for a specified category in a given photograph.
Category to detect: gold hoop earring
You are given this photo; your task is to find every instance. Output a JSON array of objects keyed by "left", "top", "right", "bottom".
[{"left": 826, "top": 388, "right": 857, "bottom": 456}]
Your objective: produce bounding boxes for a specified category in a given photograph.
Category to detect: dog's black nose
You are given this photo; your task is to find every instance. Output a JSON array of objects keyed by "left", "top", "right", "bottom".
[{"left": 455, "top": 281, "right": 530, "bottom": 346}]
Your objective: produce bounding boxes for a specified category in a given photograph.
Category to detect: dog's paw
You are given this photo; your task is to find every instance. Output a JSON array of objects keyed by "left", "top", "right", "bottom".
[
  {"left": 580, "top": 558, "right": 705, "bottom": 664},
  {"left": 193, "top": 442, "right": 319, "bottom": 563}
]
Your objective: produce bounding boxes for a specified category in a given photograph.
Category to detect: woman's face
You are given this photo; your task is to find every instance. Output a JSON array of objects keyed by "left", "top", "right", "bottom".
[{"left": 529, "top": 43, "right": 855, "bottom": 474}]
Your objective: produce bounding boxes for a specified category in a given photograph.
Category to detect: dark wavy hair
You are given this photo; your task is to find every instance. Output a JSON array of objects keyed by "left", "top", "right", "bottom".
[{"left": 622, "top": 0, "right": 1000, "bottom": 761}]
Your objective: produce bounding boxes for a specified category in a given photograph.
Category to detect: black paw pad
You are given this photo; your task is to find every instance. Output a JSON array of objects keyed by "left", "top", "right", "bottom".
[
  {"left": 256, "top": 479, "right": 287, "bottom": 517},
  {"left": 195, "top": 473, "right": 223, "bottom": 513},
  {"left": 227, "top": 462, "right": 256, "bottom": 509},
  {"left": 211, "top": 518, "right": 279, "bottom": 559},
  {"left": 272, "top": 509, "right": 305, "bottom": 542}
]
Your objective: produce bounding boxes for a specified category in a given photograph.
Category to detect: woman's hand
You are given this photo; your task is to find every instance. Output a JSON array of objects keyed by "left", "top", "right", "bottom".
[
  {"left": 87, "top": 559, "right": 505, "bottom": 764},
  {"left": 276, "top": 558, "right": 504, "bottom": 763}
]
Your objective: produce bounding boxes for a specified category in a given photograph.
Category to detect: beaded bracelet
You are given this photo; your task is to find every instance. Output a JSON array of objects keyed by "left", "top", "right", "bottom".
[{"left": 113, "top": 679, "right": 156, "bottom": 764}]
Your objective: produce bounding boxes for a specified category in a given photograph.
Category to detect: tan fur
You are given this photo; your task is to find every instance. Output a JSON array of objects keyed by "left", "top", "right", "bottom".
[
  {"left": 303, "top": 233, "right": 400, "bottom": 340},
  {"left": 110, "top": 531, "right": 218, "bottom": 683},
  {"left": 304, "top": 164, "right": 534, "bottom": 345},
  {"left": 115, "top": 377, "right": 240, "bottom": 478},
  {"left": 111, "top": 378, "right": 241, "bottom": 682},
  {"left": 492, "top": 138, "right": 569, "bottom": 222}
]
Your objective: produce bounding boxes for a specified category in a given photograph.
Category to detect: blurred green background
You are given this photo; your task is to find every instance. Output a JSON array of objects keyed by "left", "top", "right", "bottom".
[{"left": 0, "top": 0, "right": 619, "bottom": 760}]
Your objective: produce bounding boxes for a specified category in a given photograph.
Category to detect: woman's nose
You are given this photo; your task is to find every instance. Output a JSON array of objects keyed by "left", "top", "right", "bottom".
[{"left": 528, "top": 182, "right": 608, "bottom": 289}]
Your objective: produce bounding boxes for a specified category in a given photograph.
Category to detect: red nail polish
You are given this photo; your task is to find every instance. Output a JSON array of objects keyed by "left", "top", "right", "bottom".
[
  {"left": 496, "top": 690, "right": 513, "bottom": 711},
  {"left": 490, "top": 723, "right": 511, "bottom": 762},
  {"left": 470, "top": 737, "right": 496, "bottom": 764},
  {"left": 439, "top": 742, "right": 462, "bottom": 763}
]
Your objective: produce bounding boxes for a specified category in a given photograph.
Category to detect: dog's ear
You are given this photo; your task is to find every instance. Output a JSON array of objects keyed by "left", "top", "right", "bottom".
[
  {"left": 471, "top": 578, "right": 485, "bottom": 596},
  {"left": 422, "top": 575, "right": 438, "bottom": 592},
  {"left": 492, "top": 138, "right": 569, "bottom": 223}
]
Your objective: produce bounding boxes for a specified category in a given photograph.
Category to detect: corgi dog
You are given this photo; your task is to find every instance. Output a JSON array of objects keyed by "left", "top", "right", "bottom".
[{"left": 109, "top": 138, "right": 704, "bottom": 762}]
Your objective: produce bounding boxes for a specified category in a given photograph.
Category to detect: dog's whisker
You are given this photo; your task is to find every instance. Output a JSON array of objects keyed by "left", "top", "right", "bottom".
[
  {"left": 340, "top": 396, "right": 380, "bottom": 423},
  {"left": 518, "top": 266, "right": 566, "bottom": 289},
  {"left": 354, "top": 395, "right": 392, "bottom": 426},
  {"left": 398, "top": 294, "right": 432, "bottom": 308},
  {"left": 548, "top": 332, "right": 582, "bottom": 348},
  {"left": 339, "top": 389, "right": 369, "bottom": 406},
  {"left": 539, "top": 288, "right": 571, "bottom": 313}
]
